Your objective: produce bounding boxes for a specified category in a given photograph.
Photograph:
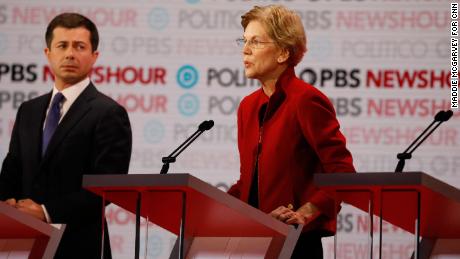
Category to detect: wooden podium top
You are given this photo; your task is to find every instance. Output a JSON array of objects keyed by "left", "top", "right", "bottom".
[
  {"left": 83, "top": 173, "right": 298, "bottom": 238},
  {"left": 0, "top": 202, "right": 59, "bottom": 238},
  {"left": 314, "top": 172, "right": 460, "bottom": 238}
]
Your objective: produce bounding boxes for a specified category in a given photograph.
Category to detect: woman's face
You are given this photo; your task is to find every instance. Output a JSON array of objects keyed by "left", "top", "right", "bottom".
[{"left": 242, "top": 20, "right": 287, "bottom": 83}]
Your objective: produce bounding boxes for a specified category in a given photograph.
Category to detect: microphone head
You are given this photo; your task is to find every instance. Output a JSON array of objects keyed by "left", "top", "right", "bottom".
[
  {"left": 198, "top": 120, "right": 214, "bottom": 131},
  {"left": 434, "top": 110, "right": 445, "bottom": 121},
  {"left": 442, "top": 110, "right": 454, "bottom": 122},
  {"left": 206, "top": 120, "right": 215, "bottom": 130}
]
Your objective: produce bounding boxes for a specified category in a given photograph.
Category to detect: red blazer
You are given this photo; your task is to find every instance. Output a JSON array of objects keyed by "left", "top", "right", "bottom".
[{"left": 228, "top": 67, "right": 355, "bottom": 235}]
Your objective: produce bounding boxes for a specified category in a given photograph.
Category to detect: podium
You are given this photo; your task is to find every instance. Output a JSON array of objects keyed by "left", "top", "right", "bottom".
[
  {"left": 314, "top": 172, "right": 460, "bottom": 259},
  {"left": 0, "top": 202, "right": 65, "bottom": 259},
  {"left": 83, "top": 173, "right": 302, "bottom": 259}
]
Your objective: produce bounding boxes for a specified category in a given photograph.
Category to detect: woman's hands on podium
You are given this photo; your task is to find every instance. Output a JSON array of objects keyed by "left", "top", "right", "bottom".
[{"left": 270, "top": 202, "right": 321, "bottom": 226}]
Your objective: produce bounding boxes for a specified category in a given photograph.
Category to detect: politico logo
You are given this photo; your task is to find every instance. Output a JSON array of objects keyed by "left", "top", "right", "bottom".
[
  {"left": 177, "top": 9, "right": 242, "bottom": 30},
  {"left": 208, "top": 95, "right": 242, "bottom": 116},
  {"left": 177, "top": 65, "right": 199, "bottom": 89},
  {"left": 16, "top": 34, "right": 44, "bottom": 56},
  {"left": 340, "top": 39, "right": 435, "bottom": 60},
  {"left": 207, "top": 67, "right": 258, "bottom": 88},
  {"left": 174, "top": 122, "right": 237, "bottom": 144}
]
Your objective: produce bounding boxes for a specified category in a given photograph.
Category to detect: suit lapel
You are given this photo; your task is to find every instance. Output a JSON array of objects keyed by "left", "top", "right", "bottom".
[
  {"left": 26, "top": 93, "right": 52, "bottom": 172},
  {"left": 41, "top": 83, "right": 98, "bottom": 163}
]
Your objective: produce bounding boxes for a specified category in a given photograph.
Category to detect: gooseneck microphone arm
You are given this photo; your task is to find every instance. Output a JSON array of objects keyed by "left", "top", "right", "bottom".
[
  {"left": 160, "top": 120, "right": 214, "bottom": 174},
  {"left": 395, "top": 110, "right": 453, "bottom": 173}
]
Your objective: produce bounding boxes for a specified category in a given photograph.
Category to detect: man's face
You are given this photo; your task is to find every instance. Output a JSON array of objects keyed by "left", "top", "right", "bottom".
[{"left": 45, "top": 27, "right": 98, "bottom": 89}]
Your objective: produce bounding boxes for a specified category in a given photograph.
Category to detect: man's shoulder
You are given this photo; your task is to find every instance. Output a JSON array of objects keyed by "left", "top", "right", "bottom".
[
  {"left": 87, "top": 83, "right": 123, "bottom": 108},
  {"left": 86, "top": 86, "right": 128, "bottom": 120},
  {"left": 93, "top": 90, "right": 119, "bottom": 106},
  {"left": 18, "top": 92, "right": 50, "bottom": 111}
]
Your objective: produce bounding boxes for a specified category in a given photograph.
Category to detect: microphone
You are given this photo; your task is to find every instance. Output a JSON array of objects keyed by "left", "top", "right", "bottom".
[
  {"left": 441, "top": 110, "right": 453, "bottom": 121},
  {"left": 160, "top": 120, "right": 214, "bottom": 174},
  {"left": 198, "top": 120, "right": 214, "bottom": 131},
  {"left": 394, "top": 110, "right": 454, "bottom": 173}
]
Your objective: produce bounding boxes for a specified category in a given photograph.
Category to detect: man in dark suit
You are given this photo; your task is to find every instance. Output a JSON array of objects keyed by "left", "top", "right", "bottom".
[{"left": 0, "top": 13, "right": 132, "bottom": 258}]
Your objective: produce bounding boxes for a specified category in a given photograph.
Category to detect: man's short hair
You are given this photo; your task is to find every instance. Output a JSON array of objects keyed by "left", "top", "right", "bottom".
[{"left": 45, "top": 13, "right": 99, "bottom": 52}]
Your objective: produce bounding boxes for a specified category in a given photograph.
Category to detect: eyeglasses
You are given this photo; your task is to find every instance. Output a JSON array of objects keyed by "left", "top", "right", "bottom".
[{"left": 235, "top": 38, "right": 275, "bottom": 49}]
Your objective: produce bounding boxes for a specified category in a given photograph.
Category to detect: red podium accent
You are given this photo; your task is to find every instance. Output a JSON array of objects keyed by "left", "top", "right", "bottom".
[
  {"left": 314, "top": 172, "right": 460, "bottom": 259},
  {"left": 0, "top": 202, "right": 65, "bottom": 259},
  {"left": 83, "top": 173, "right": 302, "bottom": 259}
]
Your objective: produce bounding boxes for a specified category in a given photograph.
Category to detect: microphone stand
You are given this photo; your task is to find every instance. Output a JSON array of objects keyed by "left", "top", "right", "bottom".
[
  {"left": 160, "top": 120, "right": 214, "bottom": 174},
  {"left": 394, "top": 110, "right": 453, "bottom": 173},
  {"left": 134, "top": 121, "right": 212, "bottom": 259}
]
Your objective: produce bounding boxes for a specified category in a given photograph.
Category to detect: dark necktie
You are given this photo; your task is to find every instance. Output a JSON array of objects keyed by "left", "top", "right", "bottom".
[{"left": 42, "top": 92, "right": 65, "bottom": 156}]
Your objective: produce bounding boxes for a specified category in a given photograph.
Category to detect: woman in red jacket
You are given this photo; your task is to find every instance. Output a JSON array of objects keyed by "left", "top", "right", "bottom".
[{"left": 228, "top": 5, "right": 356, "bottom": 259}]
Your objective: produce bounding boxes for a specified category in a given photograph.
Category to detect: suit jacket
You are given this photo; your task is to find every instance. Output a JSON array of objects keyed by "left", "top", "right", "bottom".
[
  {"left": 0, "top": 83, "right": 132, "bottom": 259},
  {"left": 228, "top": 67, "right": 355, "bottom": 235}
]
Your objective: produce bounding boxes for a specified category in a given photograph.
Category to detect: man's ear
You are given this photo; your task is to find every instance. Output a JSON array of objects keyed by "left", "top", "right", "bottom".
[
  {"left": 92, "top": 50, "right": 100, "bottom": 59},
  {"left": 44, "top": 47, "right": 51, "bottom": 61}
]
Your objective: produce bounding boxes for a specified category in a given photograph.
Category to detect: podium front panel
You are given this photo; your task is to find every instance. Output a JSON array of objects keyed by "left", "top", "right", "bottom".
[
  {"left": 315, "top": 172, "right": 460, "bottom": 238},
  {"left": 84, "top": 174, "right": 302, "bottom": 259}
]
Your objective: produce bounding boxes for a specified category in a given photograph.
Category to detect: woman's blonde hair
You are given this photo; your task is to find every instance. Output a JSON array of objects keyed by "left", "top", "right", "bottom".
[{"left": 241, "top": 5, "right": 307, "bottom": 66}]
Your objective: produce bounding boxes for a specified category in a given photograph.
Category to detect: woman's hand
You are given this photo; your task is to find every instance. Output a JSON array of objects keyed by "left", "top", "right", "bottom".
[
  {"left": 270, "top": 204, "right": 295, "bottom": 223},
  {"left": 270, "top": 202, "right": 320, "bottom": 225}
]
